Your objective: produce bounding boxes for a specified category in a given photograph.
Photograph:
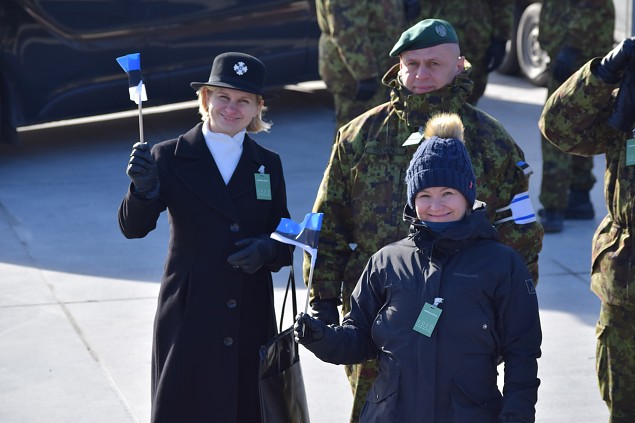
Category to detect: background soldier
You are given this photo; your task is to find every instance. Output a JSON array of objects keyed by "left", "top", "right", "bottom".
[
  {"left": 414, "top": 0, "right": 513, "bottom": 105},
  {"left": 305, "top": 19, "right": 543, "bottom": 422},
  {"left": 315, "top": 0, "right": 415, "bottom": 131},
  {"left": 537, "top": 0, "right": 615, "bottom": 233},
  {"left": 540, "top": 36, "right": 635, "bottom": 422}
]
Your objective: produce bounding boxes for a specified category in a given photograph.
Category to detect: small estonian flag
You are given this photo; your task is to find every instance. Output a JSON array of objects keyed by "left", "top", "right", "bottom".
[
  {"left": 270, "top": 213, "right": 323, "bottom": 257},
  {"left": 116, "top": 53, "right": 148, "bottom": 104}
]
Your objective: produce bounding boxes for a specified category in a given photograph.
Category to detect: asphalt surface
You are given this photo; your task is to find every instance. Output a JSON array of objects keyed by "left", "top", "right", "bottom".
[{"left": 0, "top": 73, "right": 609, "bottom": 422}]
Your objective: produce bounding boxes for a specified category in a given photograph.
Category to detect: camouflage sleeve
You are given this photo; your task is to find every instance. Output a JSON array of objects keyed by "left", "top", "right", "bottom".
[
  {"left": 323, "top": 0, "right": 379, "bottom": 80},
  {"left": 492, "top": 141, "right": 544, "bottom": 286},
  {"left": 565, "top": 0, "right": 615, "bottom": 54},
  {"left": 488, "top": 0, "right": 513, "bottom": 41},
  {"left": 539, "top": 59, "right": 620, "bottom": 156},
  {"left": 303, "top": 130, "right": 356, "bottom": 302}
]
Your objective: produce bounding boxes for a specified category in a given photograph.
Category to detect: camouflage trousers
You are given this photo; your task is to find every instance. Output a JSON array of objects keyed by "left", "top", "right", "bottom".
[
  {"left": 539, "top": 77, "right": 595, "bottom": 209},
  {"left": 596, "top": 302, "right": 635, "bottom": 422},
  {"left": 344, "top": 359, "right": 379, "bottom": 422},
  {"left": 539, "top": 135, "right": 595, "bottom": 209}
]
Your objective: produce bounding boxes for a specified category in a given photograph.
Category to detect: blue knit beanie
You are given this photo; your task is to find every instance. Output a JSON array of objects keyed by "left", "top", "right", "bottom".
[{"left": 405, "top": 116, "right": 476, "bottom": 208}]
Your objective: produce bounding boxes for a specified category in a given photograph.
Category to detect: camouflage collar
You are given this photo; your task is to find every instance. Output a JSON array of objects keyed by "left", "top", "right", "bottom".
[{"left": 385, "top": 65, "right": 474, "bottom": 129}]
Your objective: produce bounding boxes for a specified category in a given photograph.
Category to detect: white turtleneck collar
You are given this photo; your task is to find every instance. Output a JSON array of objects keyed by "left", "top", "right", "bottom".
[{"left": 202, "top": 120, "right": 246, "bottom": 185}]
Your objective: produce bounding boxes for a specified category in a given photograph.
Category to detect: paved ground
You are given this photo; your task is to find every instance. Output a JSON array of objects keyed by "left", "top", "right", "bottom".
[{"left": 0, "top": 72, "right": 609, "bottom": 422}]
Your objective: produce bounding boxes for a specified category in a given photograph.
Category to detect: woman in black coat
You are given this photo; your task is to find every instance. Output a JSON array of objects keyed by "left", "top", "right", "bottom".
[
  {"left": 295, "top": 113, "right": 542, "bottom": 422},
  {"left": 118, "top": 52, "right": 293, "bottom": 423}
]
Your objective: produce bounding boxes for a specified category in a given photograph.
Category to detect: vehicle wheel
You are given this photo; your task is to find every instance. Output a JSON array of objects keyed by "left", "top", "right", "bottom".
[{"left": 516, "top": 2, "right": 549, "bottom": 87}]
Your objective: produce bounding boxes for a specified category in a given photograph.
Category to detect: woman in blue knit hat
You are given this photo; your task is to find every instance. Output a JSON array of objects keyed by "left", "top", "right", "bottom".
[{"left": 294, "top": 113, "right": 542, "bottom": 422}]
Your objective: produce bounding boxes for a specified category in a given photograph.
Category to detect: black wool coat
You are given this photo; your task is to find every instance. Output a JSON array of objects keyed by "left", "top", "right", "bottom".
[{"left": 118, "top": 123, "right": 293, "bottom": 423}]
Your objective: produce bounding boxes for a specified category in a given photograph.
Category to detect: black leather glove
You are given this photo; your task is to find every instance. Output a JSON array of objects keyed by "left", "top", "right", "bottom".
[
  {"left": 355, "top": 77, "right": 379, "bottom": 102},
  {"left": 402, "top": 0, "right": 421, "bottom": 22},
  {"left": 127, "top": 142, "right": 159, "bottom": 199},
  {"left": 608, "top": 59, "right": 635, "bottom": 132},
  {"left": 227, "top": 236, "right": 277, "bottom": 274},
  {"left": 485, "top": 38, "right": 507, "bottom": 72},
  {"left": 595, "top": 37, "right": 635, "bottom": 84},
  {"left": 310, "top": 298, "right": 340, "bottom": 325},
  {"left": 552, "top": 46, "right": 581, "bottom": 83},
  {"left": 294, "top": 312, "right": 326, "bottom": 345}
]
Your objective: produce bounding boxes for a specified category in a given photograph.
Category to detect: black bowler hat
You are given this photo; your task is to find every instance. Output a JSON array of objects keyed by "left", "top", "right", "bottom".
[{"left": 190, "top": 52, "right": 276, "bottom": 99}]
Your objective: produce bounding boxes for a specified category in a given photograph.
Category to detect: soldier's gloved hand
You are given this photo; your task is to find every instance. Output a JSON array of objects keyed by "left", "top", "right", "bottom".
[
  {"left": 608, "top": 59, "right": 635, "bottom": 132},
  {"left": 355, "top": 77, "right": 379, "bottom": 102},
  {"left": 294, "top": 312, "right": 326, "bottom": 345},
  {"left": 310, "top": 298, "right": 340, "bottom": 325},
  {"left": 486, "top": 38, "right": 507, "bottom": 72},
  {"left": 127, "top": 142, "right": 159, "bottom": 199},
  {"left": 227, "top": 236, "right": 278, "bottom": 274},
  {"left": 552, "top": 46, "right": 581, "bottom": 83},
  {"left": 402, "top": 0, "right": 421, "bottom": 22},
  {"left": 595, "top": 37, "right": 635, "bottom": 84}
]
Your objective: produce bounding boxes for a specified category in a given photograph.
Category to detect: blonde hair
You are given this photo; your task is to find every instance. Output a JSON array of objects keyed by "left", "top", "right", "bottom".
[
  {"left": 424, "top": 112, "right": 464, "bottom": 141},
  {"left": 196, "top": 86, "right": 272, "bottom": 133}
]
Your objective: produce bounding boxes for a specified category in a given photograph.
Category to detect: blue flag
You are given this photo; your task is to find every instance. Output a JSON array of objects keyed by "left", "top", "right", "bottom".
[
  {"left": 270, "top": 213, "right": 323, "bottom": 257},
  {"left": 116, "top": 53, "right": 147, "bottom": 104}
]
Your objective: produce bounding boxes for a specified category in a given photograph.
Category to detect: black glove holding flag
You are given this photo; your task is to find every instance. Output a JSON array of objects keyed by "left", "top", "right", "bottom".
[
  {"left": 608, "top": 58, "right": 635, "bottom": 132},
  {"left": 294, "top": 312, "right": 326, "bottom": 345},
  {"left": 227, "top": 235, "right": 278, "bottom": 274},
  {"left": 594, "top": 37, "right": 635, "bottom": 84},
  {"left": 310, "top": 298, "right": 341, "bottom": 325},
  {"left": 127, "top": 142, "right": 159, "bottom": 199}
]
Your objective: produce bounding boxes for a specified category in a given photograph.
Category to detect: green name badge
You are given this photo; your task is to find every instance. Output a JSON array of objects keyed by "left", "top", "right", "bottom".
[
  {"left": 627, "top": 139, "right": 635, "bottom": 166},
  {"left": 254, "top": 173, "right": 272, "bottom": 200},
  {"left": 413, "top": 302, "right": 442, "bottom": 337}
]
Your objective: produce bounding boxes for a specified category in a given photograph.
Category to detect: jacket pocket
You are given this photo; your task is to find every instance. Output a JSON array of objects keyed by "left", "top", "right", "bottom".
[
  {"left": 451, "top": 376, "right": 502, "bottom": 422},
  {"left": 360, "top": 370, "right": 400, "bottom": 421}
]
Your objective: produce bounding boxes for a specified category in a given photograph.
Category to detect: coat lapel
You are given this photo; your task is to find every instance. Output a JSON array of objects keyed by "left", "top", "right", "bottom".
[{"left": 173, "top": 123, "right": 239, "bottom": 221}]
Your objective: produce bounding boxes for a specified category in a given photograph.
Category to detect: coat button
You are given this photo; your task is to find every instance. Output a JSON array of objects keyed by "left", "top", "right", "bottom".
[
  {"left": 227, "top": 299, "right": 237, "bottom": 309},
  {"left": 482, "top": 324, "right": 488, "bottom": 330},
  {"left": 223, "top": 337, "right": 234, "bottom": 346},
  {"left": 230, "top": 223, "right": 240, "bottom": 232}
]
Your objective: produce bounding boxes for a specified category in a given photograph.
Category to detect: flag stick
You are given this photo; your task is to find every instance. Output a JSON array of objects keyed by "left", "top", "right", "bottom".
[
  {"left": 137, "top": 87, "right": 145, "bottom": 144},
  {"left": 304, "top": 253, "right": 316, "bottom": 314}
]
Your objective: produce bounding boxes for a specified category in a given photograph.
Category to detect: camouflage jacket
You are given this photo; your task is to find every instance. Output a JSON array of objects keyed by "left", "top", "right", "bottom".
[
  {"left": 415, "top": 0, "right": 513, "bottom": 66},
  {"left": 539, "top": 59, "right": 635, "bottom": 305},
  {"left": 315, "top": 0, "right": 405, "bottom": 82},
  {"left": 306, "top": 64, "right": 544, "bottom": 308},
  {"left": 539, "top": 0, "right": 614, "bottom": 60}
]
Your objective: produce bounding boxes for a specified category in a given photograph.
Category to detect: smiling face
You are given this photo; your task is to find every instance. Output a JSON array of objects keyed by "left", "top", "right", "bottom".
[
  {"left": 203, "top": 87, "right": 263, "bottom": 136},
  {"left": 398, "top": 44, "right": 464, "bottom": 94},
  {"left": 414, "top": 186, "right": 468, "bottom": 222}
]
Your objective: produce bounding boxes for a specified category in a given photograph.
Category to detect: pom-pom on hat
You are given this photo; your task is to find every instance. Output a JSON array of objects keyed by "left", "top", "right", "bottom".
[
  {"left": 405, "top": 113, "right": 476, "bottom": 208},
  {"left": 390, "top": 19, "right": 459, "bottom": 57},
  {"left": 190, "top": 52, "right": 276, "bottom": 99}
]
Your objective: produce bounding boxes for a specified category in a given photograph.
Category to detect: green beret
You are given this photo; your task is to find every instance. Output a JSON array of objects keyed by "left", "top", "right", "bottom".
[{"left": 389, "top": 19, "right": 459, "bottom": 57}]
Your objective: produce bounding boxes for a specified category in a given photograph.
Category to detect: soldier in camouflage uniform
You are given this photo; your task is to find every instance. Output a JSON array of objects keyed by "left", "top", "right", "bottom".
[
  {"left": 537, "top": 0, "right": 614, "bottom": 233},
  {"left": 415, "top": 0, "right": 513, "bottom": 105},
  {"left": 315, "top": 0, "right": 411, "bottom": 131},
  {"left": 305, "top": 19, "right": 544, "bottom": 422},
  {"left": 540, "top": 37, "right": 635, "bottom": 423}
]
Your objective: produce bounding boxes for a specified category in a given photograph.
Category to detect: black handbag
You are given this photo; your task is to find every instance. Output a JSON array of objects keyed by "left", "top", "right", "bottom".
[{"left": 259, "top": 265, "right": 311, "bottom": 423}]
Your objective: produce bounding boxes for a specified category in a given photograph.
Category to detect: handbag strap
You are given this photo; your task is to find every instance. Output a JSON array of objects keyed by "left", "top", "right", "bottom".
[{"left": 279, "top": 263, "right": 298, "bottom": 333}]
